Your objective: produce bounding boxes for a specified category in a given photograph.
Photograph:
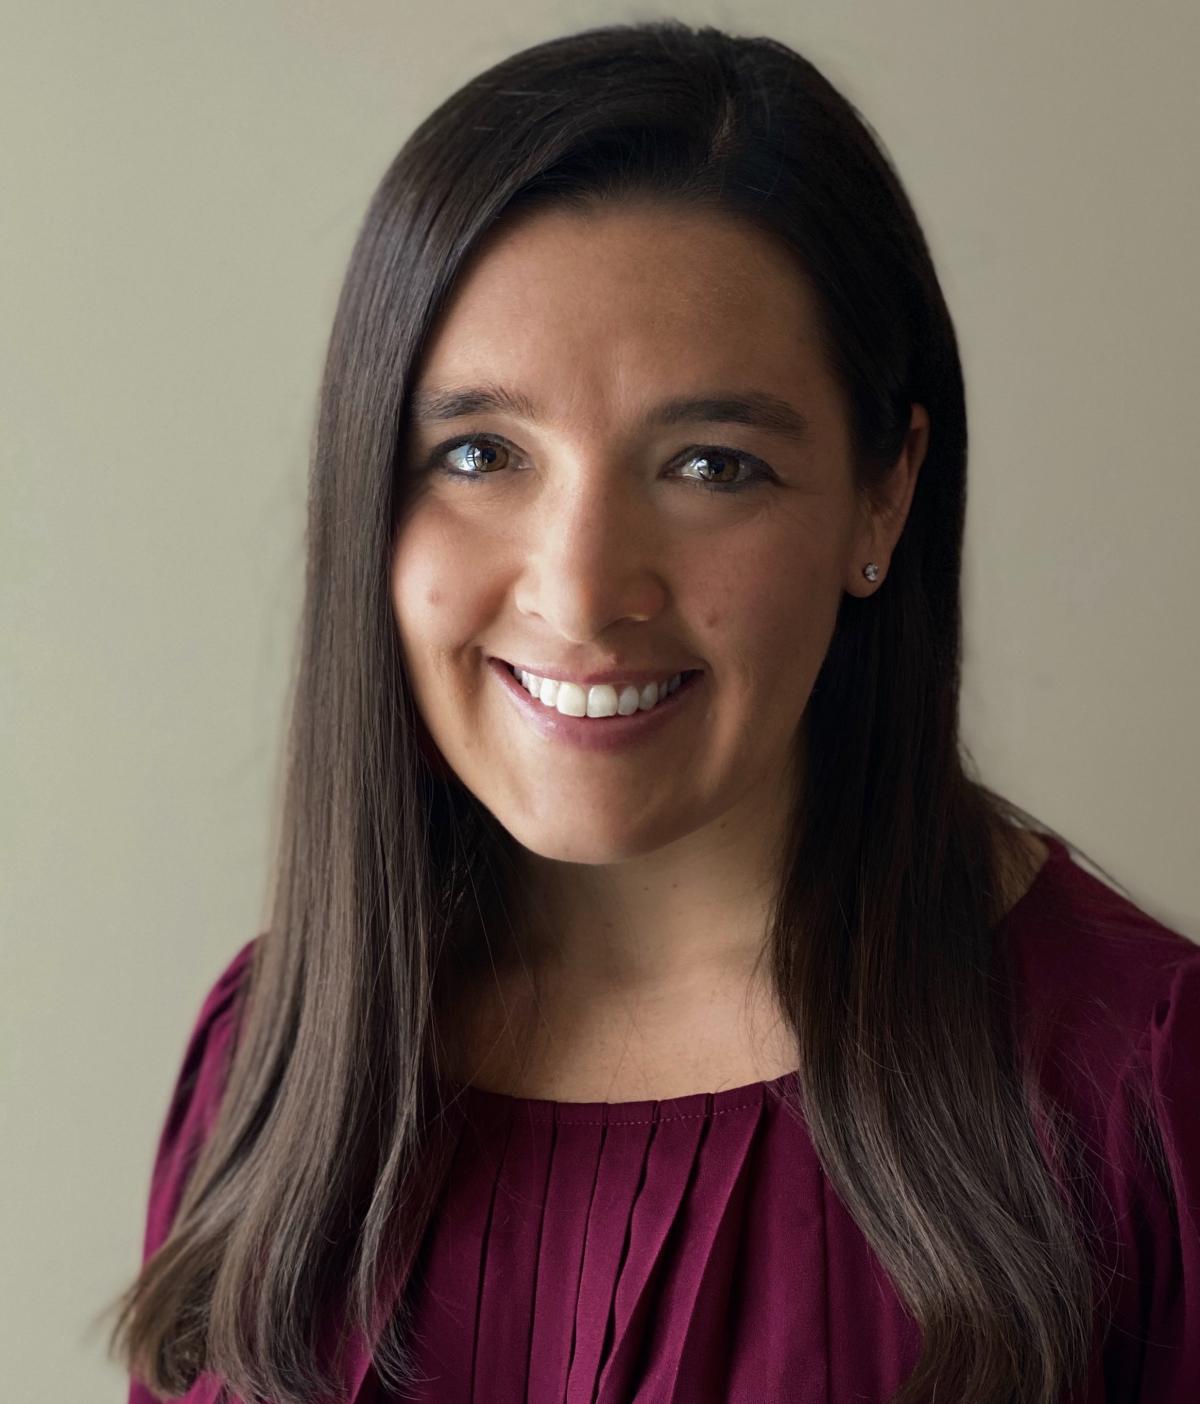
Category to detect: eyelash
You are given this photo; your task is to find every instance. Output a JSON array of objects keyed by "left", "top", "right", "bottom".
[{"left": 421, "top": 433, "right": 773, "bottom": 494}]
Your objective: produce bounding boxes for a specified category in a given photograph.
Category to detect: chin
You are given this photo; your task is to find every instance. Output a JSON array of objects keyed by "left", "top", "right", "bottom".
[{"left": 497, "top": 810, "right": 692, "bottom": 866}]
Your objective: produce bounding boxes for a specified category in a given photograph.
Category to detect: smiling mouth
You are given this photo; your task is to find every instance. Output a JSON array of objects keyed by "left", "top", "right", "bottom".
[{"left": 499, "top": 659, "right": 705, "bottom": 719}]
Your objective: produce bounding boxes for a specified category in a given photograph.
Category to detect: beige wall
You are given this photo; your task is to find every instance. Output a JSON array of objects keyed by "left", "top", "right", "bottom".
[{"left": 2, "top": 2, "right": 1197, "bottom": 1396}]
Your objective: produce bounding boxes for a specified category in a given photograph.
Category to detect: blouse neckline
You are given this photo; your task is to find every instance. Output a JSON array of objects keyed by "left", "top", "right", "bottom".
[{"left": 448, "top": 833, "right": 1070, "bottom": 1119}]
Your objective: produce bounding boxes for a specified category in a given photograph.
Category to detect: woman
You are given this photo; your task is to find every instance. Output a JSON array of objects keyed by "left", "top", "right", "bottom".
[{"left": 109, "top": 20, "right": 1199, "bottom": 1404}]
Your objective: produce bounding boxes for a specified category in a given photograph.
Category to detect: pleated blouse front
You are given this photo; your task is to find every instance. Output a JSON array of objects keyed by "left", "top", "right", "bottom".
[{"left": 388, "top": 1070, "right": 919, "bottom": 1404}]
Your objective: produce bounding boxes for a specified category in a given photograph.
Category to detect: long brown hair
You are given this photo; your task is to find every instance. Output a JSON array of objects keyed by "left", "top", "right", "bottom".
[{"left": 107, "top": 21, "right": 1129, "bottom": 1402}]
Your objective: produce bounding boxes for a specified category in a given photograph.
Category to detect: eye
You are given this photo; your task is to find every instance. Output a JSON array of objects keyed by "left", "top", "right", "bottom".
[
  {"left": 674, "top": 446, "right": 770, "bottom": 493},
  {"left": 423, "top": 434, "right": 773, "bottom": 494},
  {"left": 437, "top": 436, "right": 512, "bottom": 477},
  {"left": 424, "top": 434, "right": 514, "bottom": 481}
]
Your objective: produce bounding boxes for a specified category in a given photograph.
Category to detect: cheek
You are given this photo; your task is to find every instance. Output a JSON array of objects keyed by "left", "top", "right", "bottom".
[
  {"left": 691, "top": 537, "right": 838, "bottom": 680},
  {"left": 390, "top": 509, "right": 496, "bottom": 665}
]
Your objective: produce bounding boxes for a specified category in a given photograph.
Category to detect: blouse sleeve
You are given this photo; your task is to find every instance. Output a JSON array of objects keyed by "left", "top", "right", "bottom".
[
  {"left": 138, "top": 940, "right": 256, "bottom": 1263},
  {"left": 1101, "top": 948, "right": 1200, "bottom": 1399},
  {"left": 128, "top": 941, "right": 256, "bottom": 1404}
]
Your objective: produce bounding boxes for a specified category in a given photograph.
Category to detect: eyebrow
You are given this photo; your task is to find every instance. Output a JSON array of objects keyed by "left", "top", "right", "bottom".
[{"left": 407, "top": 382, "right": 814, "bottom": 446}]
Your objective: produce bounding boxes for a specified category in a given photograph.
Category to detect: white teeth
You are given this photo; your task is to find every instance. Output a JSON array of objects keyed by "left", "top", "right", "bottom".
[
  {"left": 556, "top": 681, "right": 587, "bottom": 717},
  {"left": 585, "top": 684, "right": 618, "bottom": 718},
  {"left": 617, "top": 685, "right": 641, "bottom": 716},
  {"left": 515, "top": 666, "right": 688, "bottom": 718}
]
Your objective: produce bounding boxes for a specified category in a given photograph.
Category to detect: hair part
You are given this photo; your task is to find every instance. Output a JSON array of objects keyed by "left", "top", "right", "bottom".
[{"left": 105, "top": 20, "right": 1132, "bottom": 1403}]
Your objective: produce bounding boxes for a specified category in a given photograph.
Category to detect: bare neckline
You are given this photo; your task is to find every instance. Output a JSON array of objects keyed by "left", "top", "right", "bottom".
[{"left": 447, "top": 833, "right": 1066, "bottom": 1115}]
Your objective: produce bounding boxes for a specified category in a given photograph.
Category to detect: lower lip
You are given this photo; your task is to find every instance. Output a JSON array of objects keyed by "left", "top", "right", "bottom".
[{"left": 488, "top": 657, "right": 705, "bottom": 752}]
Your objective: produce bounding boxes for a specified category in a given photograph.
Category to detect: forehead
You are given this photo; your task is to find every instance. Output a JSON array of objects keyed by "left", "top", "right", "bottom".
[{"left": 413, "top": 203, "right": 836, "bottom": 428}]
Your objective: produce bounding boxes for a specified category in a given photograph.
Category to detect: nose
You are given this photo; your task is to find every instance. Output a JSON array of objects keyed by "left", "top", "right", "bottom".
[{"left": 513, "top": 469, "right": 667, "bottom": 639}]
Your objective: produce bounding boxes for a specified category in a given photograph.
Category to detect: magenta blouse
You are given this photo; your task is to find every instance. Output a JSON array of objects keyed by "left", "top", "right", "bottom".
[{"left": 130, "top": 835, "right": 1200, "bottom": 1402}]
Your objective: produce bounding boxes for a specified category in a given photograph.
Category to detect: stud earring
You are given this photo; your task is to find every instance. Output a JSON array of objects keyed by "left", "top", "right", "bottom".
[{"left": 863, "top": 562, "right": 880, "bottom": 582}]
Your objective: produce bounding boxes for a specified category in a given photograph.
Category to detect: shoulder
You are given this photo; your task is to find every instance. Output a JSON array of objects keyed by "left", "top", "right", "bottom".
[
  {"left": 189, "top": 937, "right": 257, "bottom": 1047},
  {"left": 159, "top": 940, "right": 257, "bottom": 1138},
  {"left": 141, "top": 937, "right": 259, "bottom": 1263},
  {"left": 996, "top": 836, "right": 1198, "bottom": 1220},
  {"left": 1000, "top": 836, "right": 1199, "bottom": 1087}
]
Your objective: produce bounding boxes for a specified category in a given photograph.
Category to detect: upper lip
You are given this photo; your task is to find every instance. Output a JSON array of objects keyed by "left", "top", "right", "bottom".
[{"left": 492, "top": 656, "right": 700, "bottom": 686}]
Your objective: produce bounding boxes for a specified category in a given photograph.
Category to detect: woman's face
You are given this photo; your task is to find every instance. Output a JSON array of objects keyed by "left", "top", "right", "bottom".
[{"left": 392, "top": 202, "right": 923, "bottom": 865}]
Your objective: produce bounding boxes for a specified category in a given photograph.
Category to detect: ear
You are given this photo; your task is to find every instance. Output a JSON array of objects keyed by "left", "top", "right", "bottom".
[{"left": 847, "top": 403, "right": 929, "bottom": 596}]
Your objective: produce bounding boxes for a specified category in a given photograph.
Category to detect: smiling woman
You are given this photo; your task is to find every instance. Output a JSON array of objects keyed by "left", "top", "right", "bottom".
[
  {"left": 107, "top": 18, "right": 1200, "bottom": 1404},
  {"left": 390, "top": 201, "right": 923, "bottom": 878}
]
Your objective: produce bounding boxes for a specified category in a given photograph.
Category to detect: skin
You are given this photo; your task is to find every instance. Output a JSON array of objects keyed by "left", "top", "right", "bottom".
[{"left": 390, "top": 201, "right": 1030, "bottom": 1100}]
